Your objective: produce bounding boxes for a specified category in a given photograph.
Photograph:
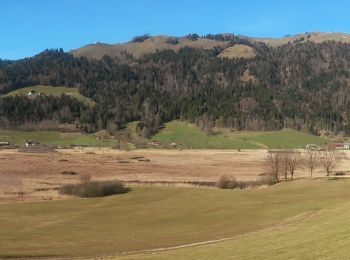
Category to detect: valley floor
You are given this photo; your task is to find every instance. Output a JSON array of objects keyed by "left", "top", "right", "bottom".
[
  {"left": 1, "top": 149, "right": 350, "bottom": 259},
  {"left": 1, "top": 181, "right": 350, "bottom": 259},
  {"left": 1, "top": 148, "right": 349, "bottom": 202}
]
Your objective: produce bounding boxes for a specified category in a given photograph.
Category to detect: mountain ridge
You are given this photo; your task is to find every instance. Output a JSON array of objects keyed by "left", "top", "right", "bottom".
[{"left": 72, "top": 32, "right": 350, "bottom": 59}]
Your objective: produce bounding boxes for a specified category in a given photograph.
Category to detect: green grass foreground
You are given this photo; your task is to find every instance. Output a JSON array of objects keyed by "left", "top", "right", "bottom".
[
  {"left": 121, "top": 183, "right": 350, "bottom": 260},
  {"left": 2, "top": 85, "right": 95, "bottom": 106},
  {"left": 1, "top": 180, "right": 350, "bottom": 258},
  {"left": 0, "top": 130, "right": 118, "bottom": 147},
  {"left": 153, "top": 120, "right": 329, "bottom": 149}
]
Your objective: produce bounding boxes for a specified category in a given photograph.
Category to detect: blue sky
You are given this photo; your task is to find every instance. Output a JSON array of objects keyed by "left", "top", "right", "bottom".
[{"left": 1, "top": 0, "right": 350, "bottom": 60}]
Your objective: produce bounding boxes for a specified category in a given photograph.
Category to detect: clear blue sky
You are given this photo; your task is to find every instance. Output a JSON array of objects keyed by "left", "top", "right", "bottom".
[{"left": 1, "top": 0, "right": 350, "bottom": 60}]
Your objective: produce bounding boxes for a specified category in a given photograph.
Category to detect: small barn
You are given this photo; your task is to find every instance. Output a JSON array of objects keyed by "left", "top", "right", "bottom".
[
  {"left": 25, "top": 140, "right": 39, "bottom": 147},
  {"left": 26, "top": 90, "right": 40, "bottom": 98},
  {"left": 0, "top": 141, "right": 10, "bottom": 146},
  {"left": 328, "top": 143, "right": 350, "bottom": 150}
]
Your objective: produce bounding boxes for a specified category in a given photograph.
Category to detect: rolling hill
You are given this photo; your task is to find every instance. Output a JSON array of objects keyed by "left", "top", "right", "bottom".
[
  {"left": 152, "top": 120, "right": 329, "bottom": 149},
  {"left": 72, "top": 32, "right": 350, "bottom": 60},
  {"left": 72, "top": 35, "right": 228, "bottom": 59}
]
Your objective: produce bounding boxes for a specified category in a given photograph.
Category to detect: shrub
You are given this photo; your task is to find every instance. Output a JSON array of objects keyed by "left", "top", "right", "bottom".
[
  {"left": 258, "top": 174, "right": 278, "bottom": 185},
  {"left": 217, "top": 175, "right": 238, "bottom": 189},
  {"left": 335, "top": 171, "right": 346, "bottom": 176},
  {"left": 130, "top": 156, "right": 144, "bottom": 160},
  {"left": 118, "top": 160, "right": 130, "bottom": 163},
  {"left": 217, "top": 174, "right": 277, "bottom": 190},
  {"left": 61, "top": 171, "right": 77, "bottom": 175},
  {"left": 59, "top": 180, "right": 129, "bottom": 198},
  {"left": 138, "top": 158, "right": 151, "bottom": 162}
]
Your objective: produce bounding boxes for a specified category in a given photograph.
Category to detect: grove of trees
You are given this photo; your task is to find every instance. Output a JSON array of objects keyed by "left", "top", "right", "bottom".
[{"left": 267, "top": 149, "right": 339, "bottom": 181}]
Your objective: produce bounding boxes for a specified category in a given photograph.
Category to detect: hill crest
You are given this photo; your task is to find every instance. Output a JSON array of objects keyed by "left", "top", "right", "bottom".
[{"left": 72, "top": 32, "right": 350, "bottom": 59}]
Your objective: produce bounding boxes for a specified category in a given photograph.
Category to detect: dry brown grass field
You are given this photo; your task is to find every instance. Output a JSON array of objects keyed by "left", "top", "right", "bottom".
[{"left": 1, "top": 148, "right": 349, "bottom": 202}]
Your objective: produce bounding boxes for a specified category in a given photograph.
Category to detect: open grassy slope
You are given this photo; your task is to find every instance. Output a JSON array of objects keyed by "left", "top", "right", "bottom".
[
  {"left": 252, "top": 32, "right": 350, "bottom": 47},
  {"left": 72, "top": 36, "right": 228, "bottom": 59},
  {"left": 218, "top": 44, "right": 256, "bottom": 59},
  {"left": 2, "top": 85, "right": 95, "bottom": 106},
  {"left": 0, "top": 130, "right": 117, "bottom": 147},
  {"left": 72, "top": 32, "right": 350, "bottom": 60},
  {"left": 0, "top": 120, "right": 329, "bottom": 149},
  {"left": 152, "top": 120, "right": 329, "bottom": 149},
  {"left": 121, "top": 184, "right": 350, "bottom": 259},
  {"left": 1, "top": 180, "right": 350, "bottom": 258}
]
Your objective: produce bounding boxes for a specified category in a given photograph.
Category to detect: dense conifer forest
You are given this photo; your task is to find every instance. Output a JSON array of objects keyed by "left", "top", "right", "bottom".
[{"left": 1, "top": 39, "right": 350, "bottom": 136}]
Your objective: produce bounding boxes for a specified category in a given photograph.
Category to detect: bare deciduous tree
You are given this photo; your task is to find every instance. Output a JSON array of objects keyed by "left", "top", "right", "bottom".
[
  {"left": 267, "top": 151, "right": 282, "bottom": 182},
  {"left": 320, "top": 150, "right": 337, "bottom": 180},
  {"left": 304, "top": 150, "right": 319, "bottom": 179},
  {"left": 286, "top": 151, "right": 303, "bottom": 180},
  {"left": 281, "top": 151, "right": 289, "bottom": 181}
]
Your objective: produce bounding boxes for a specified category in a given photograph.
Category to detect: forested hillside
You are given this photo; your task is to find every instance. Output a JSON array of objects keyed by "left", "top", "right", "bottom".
[{"left": 1, "top": 37, "right": 350, "bottom": 136}]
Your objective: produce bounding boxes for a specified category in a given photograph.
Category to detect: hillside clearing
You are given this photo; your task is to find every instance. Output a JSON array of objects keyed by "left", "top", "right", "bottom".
[
  {"left": 0, "top": 130, "right": 118, "bottom": 147},
  {"left": 72, "top": 33, "right": 350, "bottom": 60},
  {"left": 219, "top": 44, "right": 256, "bottom": 59},
  {"left": 72, "top": 36, "right": 228, "bottom": 59},
  {"left": 152, "top": 120, "right": 329, "bottom": 149},
  {"left": 2, "top": 85, "right": 95, "bottom": 106}
]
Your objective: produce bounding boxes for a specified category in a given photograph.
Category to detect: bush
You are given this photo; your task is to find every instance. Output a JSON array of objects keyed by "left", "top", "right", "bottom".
[
  {"left": 217, "top": 174, "right": 277, "bottom": 190},
  {"left": 217, "top": 175, "right": 238, "bottom": 189},
  {"left": 335, "top": 171, "right": 346, "bottom": 176},
  {"left": 61, "top": 171, "right": 77, "bottom": 175},
  {"left": 59, "top": 180, "right": 129, "bottom": 198},
  {"left": 258, "top": 174, "right": 278, "bottom": 185}
]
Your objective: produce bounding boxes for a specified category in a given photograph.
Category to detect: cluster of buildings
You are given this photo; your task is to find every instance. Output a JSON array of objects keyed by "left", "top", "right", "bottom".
[
  {"left": 147, "top": 141, "right": 178, "bottom": 148},
  {"left": 25, "top": 140, "right": 40, "bottom": 147},
  {"left": 306, "top": 143, "right": 350, "bottom": 150}
]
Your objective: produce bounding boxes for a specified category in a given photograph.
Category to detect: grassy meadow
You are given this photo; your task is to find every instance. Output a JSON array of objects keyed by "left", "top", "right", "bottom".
[
  {"left": 0, "top": 120, "right": 330, "bottom": 149},
  {"left": 1, "top": 180, "right": 350, "bottom": 258},
  {"left": 0, "top": 130, "right": 118, "bottom": 147},
  {"left": 2, "top": 85, "right": 95, "bottom": 106},
  {"left": 153, "top": 120, "right": 329, "bottom": 149},
  {"left": 121, "top": 201, "right": 350, "bottom": 259}
]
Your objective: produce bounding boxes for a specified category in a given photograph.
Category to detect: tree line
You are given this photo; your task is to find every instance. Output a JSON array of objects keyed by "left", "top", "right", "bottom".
[{"left": 267, "top": 149, "right": 338, "bottom": 181}]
